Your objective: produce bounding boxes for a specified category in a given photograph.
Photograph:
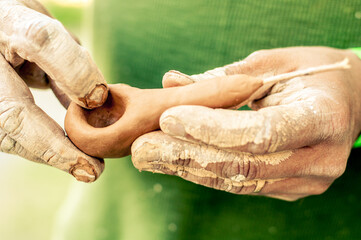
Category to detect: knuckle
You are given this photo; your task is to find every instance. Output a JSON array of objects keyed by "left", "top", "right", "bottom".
[
  {"left": 0, "top": 132, "right": 34, "bottom": 160},
  {"left": 243, "top": 113, "right": 276, "bottom": 154},
  {"left": 0, "top": 103, "right": 25, "bottom": 135},
  {"left": 0, "top": 132, "right": 16, "bottom": 153},
  {"left": 173, "top": 158, "right": 192, "bottom": 168},
  {"left": 41, "top": 149, "right": 60, "bottom": 164},
  {"left": 322, "top": 99, "right": 351, "bottom": 137},
  {"left": 4, "top": 49, "right": 23, "bottom": 68},
  {"left": 242, "top": 160, "right": 262, "bottom": 180},
  {"left": 25, "top": 18, "right": 61, "bottom": 50},
  {"left": 335, "top": 108, "right": 352, "bottom": 135},
  {"left": 308, "top": 149, "right": 348, "bottom": 179}
]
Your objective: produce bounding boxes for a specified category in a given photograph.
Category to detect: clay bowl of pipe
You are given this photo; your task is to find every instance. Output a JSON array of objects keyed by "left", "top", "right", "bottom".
[{"left": 64, "top": 74, "right": 263, "bottom": 158}]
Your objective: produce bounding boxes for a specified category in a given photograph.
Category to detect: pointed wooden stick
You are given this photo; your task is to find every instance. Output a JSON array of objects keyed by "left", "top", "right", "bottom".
[
  {"left": 236, "top": 58, "right": 351, "bottom": 108},
  {"left": 263, "top": 58, "right": 350, "bottom": 85}
]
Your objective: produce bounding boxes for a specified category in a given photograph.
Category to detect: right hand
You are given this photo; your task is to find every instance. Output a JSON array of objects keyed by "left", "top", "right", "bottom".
[
  {"left": 132, "top": 47, "right": 361, "bottom": 200},
  {"left": 0, "top": 0, "right": 108, "bottom": 182}
]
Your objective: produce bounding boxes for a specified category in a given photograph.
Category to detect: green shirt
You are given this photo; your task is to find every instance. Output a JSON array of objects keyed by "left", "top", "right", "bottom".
[{"left": 61, "top": 1, "right": 361, "bottom": 239}]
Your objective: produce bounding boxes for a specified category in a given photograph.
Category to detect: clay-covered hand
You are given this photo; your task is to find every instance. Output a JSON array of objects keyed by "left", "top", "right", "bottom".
[
  {"left": 0, "top": 0, "right": 108, "bottom": 182},
  {"left": 131, "top": 47, "right": 361, "bottom": 201}
]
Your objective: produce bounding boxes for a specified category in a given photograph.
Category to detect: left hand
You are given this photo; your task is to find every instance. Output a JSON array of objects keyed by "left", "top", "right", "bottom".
[
  {"left": 131, "top": 47, "right": 361, "bottom": 201},
  {"left": 0, "top": 0, "right": 107, "bottom": 182}
]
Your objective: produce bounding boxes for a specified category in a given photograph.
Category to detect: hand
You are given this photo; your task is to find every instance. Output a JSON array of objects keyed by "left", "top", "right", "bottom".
[
  {"left": 131, "top": 47, "right": 361, "bottom": 200},
  {"left": 0, "top": 0, "right": 108, "bottom": 182}
]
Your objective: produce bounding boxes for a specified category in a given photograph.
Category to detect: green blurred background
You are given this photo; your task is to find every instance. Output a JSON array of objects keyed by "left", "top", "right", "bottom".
[{"left": 0, "top": 0, "right": 361, "bottom": 239}]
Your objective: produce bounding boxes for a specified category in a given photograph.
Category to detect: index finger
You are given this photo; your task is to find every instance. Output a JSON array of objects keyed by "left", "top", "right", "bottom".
[{"left": 0, "top": 0, "right": 108, "bottom": 108}]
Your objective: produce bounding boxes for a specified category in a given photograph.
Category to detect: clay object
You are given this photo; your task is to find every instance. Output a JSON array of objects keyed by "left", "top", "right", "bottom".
[
  {"left": 65, "top": 74, "right": 263, "bottom": 158},
  {"left": 65, "top": 59, "right": 350, "bottom": 159}
]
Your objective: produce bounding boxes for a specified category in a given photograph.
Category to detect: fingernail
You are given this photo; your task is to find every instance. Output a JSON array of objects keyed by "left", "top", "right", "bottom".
[
  {"left": 162, "top": 70, "right": 194, "bottom": 87},
  {"left": 161, "top": 116, "right": 186, "bottom": 137},
  {"left": 164, "top": 70, "right": 193, "bottom": 80},
  {"left": 79, "top": 84, "right": 109, "bottom": 109}
]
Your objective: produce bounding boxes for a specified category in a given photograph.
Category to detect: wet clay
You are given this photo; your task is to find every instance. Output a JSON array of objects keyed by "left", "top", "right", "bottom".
[{"left": 65, "top": 74, "right": 263, "bottom": 158}]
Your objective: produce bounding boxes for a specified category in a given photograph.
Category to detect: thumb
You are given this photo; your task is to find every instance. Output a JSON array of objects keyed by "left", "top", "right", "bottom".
[
  {"left": 162, "top": 64, "right": 231, "bottom": 88},
  {"left": 162, "top": 48, "right": 298, "bottom": 88},
  {"left": 0, "top": 53, "right": 104, "bottom": 182}
]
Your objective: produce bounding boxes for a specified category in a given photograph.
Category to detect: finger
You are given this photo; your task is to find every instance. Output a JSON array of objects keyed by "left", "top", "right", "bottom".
[
  {"left": 132, "top": 131, "right": 294, "bottom": 182},
  {"left": 132, "top": 131, "right": 347, "bottom": 181},
  {"left": 131, "top": 132, "right": 338, "bottom": 197},
  {"left": 0, "top": 93, "right": 105, "bottom": 182},
  {"left": 162, "top": 65, "right": 230, "bottom": 88},
  {"left": 0, "top": 0, "right": 108, "bottom": 108},
  {"left": 225, "top": 48, "right": 300, "bottom": 78},
  {"left": 11, "top": 0, "right": 81, "bottom": 92},
  {"left": 0, "top": 54, "right": 104, "bottom": 182},
  {"left": 159, "top": 101, "right": 335, "bottom": 154},
  {"left": 9, "top": 1, "right": 50, "bottom": 89}
]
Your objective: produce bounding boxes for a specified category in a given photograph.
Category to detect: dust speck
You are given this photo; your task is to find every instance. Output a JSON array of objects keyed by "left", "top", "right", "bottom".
[
  {"left": 168, "top": 223, "right": 177, "bottom": 232},
  {"left": 153, "top": 183, "right": 163, "bottom": 193},
  {"left": 268, "top": 226, "right": 277, "bottom": 234},
  {"left": 355, "top": 11, "right": 361, "bottom": 19}
]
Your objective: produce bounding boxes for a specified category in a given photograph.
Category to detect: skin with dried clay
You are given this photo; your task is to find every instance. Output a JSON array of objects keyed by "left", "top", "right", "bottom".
[
  {"left": 0, "top": 0, "right": 108, "bottom": 182},
  {"left": 131, "top": 47, "right": 361, "bottom": 201},
  {"left": 65, "top": 46, "right": 357, "bottom": 201},
  {"left": 1, "top": 1, "right": 360, "bottom": 201},
  {"left": 65, "top": 57, "right": 348, "bottom": 159}
]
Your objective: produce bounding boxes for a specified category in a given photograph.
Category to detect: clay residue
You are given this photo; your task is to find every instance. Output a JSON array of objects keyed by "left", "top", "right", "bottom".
[
  {"left": 83, "top": 89, "right": 124, "bottom": 128},
  {"left": 78, "top": 84, "right": 108, "bottom": 109},
  {"left": 142, "top": 161, "right": 283, "bottom": 192},
  {"left": 160, "top": 106, "right": 270, "bottom": 150},
  {"left": 132, "top": 132, "right": 293, "bottom": 189},
  {"left": 69, "top": 157, "right": 97, "bottom": 183},
  {"left": 160, "top": 98, "right": 324, "bottom": 154}
]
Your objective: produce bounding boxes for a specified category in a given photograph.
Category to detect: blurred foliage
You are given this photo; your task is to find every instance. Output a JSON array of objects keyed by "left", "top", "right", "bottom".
[{"left": 42, "top": 2, "right": 84, "bottom": 33}]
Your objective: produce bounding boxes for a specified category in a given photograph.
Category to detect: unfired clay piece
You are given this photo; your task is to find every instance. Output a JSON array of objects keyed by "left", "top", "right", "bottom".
[
  {"left": 65, "top": 59, "right": 350, "bottom": 159},
  {"left": 65, "top": 74, "right": 263, "bottom": 158}
]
